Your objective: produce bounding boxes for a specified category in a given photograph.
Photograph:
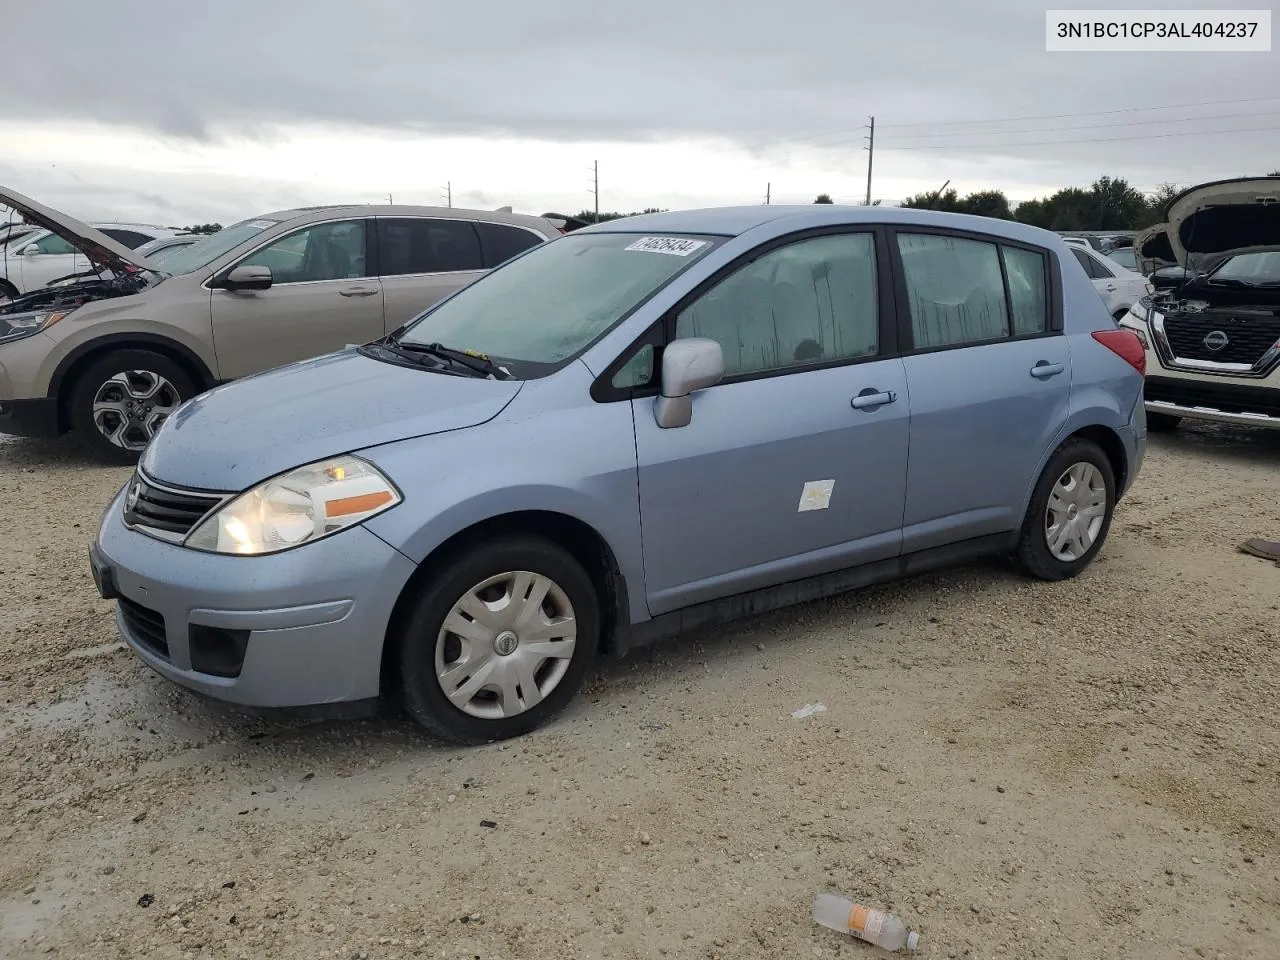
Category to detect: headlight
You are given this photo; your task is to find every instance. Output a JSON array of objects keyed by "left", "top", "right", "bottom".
[
  {"left": 1117, "top": 302, "right": 1150, "bottom": 348},
  {"left": 185, "top": 455, "right": 401, "bottom": 555},
  {"left": 0, "top": 309, "right": 72, "bottom": 345}
]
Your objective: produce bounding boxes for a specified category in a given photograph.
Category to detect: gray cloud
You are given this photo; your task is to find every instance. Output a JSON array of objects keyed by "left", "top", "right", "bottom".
[{"left": 4, "top": 0, "right": 1278, "bottom": 204}]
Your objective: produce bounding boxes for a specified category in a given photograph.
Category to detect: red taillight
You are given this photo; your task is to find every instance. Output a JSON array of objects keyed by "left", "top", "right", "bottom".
[{"left": 1092, "top": 329, "right": 1146, "bottom": 376}]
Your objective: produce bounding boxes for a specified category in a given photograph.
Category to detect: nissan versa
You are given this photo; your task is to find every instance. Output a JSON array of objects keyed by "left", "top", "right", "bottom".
[{"left": 90, "top": 206, "right": 1147, "bottom": 744}]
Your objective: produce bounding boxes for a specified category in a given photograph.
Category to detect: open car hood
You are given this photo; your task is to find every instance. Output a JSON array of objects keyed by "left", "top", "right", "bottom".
[
  {"left": 1134, "top": 222, "right": 1175, "bottom": 273},
  {"left": 1165, "top": 177, "right": 1280, "bottom": 270},
  {"left": 0, "top": 185, "right": 159, "bottom": 276}
]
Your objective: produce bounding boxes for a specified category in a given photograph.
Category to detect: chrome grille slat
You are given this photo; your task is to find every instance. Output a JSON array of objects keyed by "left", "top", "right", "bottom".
[{"left": 122, "top": 471, "right": 229, "bottom": 541}]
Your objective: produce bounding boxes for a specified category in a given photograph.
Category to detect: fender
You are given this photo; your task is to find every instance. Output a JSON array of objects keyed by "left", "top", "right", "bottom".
[
  {"left": 1018, "top": 392, "right": 1135, "bottom": 521},
  {"left": 359, "top": 398, "right": 651, "bottom": 627},
  {"left": 48, "top": 331, "right": 218, "bottom": 400}
]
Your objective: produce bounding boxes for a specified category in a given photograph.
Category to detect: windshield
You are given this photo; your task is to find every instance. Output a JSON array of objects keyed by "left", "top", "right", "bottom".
[
  {"left": 394, "top": 232, "right": 721, "bottom": 375},
  {"left": 158, "top": 218, "right": 281, "bottom": 275},
  {"left": 1107, "top": 248, "right": 1137, "bottom": 271},
  {"left": 142, "top": 241, "right": 196, "bottom": 266},
  {"left": 1211, "top": 251, "right": 1280, "bottom": 284}
]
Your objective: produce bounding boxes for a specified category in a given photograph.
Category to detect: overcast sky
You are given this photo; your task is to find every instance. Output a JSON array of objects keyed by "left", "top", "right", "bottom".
[{"left": 3, "top": 0, "right": 1277, "bottom": 225}]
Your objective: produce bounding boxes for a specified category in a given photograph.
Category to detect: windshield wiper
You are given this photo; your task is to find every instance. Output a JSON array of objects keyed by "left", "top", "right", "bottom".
[{"left": 389, "top": 340, "right": 510, "bottom": 379}]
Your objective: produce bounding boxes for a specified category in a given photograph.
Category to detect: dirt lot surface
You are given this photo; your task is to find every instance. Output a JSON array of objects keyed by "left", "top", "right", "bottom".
[{"left": 1, "top": 426, "right": 1278, "bottom": 960}]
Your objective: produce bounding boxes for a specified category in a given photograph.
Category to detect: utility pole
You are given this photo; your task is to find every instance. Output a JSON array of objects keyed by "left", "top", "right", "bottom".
[
  {"left": 589, "top": 161, "right": 599, "bottom": 223},
  {"left": 864, "top": 116, "right": 875, "bottom": 206},
  {"left": 386, "top": 193, "right": 393, "bottom": 204},
  {"left": 765, "top": 182, "right": 771, "bottom": 205},
  {"left": 441, "top": 182, "right": 452, "bottom": 208}
]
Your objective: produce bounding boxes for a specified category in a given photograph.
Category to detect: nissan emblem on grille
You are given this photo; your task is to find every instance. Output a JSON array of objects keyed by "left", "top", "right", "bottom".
[
  {"left": 1203, "top": 330, "right": 1230, "bottom": 352},
  {"left": 125, "top": 481, "right": 141, "bottom": 514}
]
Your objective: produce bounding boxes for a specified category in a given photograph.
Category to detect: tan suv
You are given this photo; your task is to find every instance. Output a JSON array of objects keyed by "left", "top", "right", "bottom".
[{"left": 0, "top": 187, "right": 560, "bottom": 462}]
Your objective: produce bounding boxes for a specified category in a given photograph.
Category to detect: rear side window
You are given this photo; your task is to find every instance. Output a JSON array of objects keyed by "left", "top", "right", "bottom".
[
  {"left": 475, "top": 222, "right": 544, "bottom": 268},
  {"left": 377, "top": 218, "right": 483, "bottom": 275},
  {"left": 1072, "top": 247, "right": 1111, "bottom": 280},
  {"left": 898, "top": 234, "right": 1009, "bottom": 348},
  {"left": 99, "top": 228, "right": 155, "bottom": 249},
  {"left": 897, "top": 233, "right": 1050, "bottom": 348}
]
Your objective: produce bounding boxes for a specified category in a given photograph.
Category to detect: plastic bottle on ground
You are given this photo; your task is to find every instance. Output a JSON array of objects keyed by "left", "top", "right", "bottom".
[{"left": 812, "top": 893, "right": 920, "bottom": 952}]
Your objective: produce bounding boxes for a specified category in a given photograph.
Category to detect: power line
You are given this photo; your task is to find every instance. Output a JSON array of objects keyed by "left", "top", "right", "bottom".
[
  {"left": 877, "top": 94, "right": 1280, "bottom": 130},
  {"left": 878, "top": 109, "right": 1280, "bottom": 142},
  {"left": 696, "top": 94, "right": 1280, "bottom": 159},
  {"left": 878, "top": 122, "right": 1280, "bottom": 152}
]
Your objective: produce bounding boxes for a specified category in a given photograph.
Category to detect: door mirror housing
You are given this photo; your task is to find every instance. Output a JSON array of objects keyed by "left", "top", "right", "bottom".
[
  {"left": 222, "top": 264, "right": 273, "bottom": 291},
  {"left": 653, "top": 337, "right": 724, "bottom": 429}
]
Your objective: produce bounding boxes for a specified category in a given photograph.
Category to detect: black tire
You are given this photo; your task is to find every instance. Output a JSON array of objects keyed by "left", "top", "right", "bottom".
[
  {"left": 398, "top": 535, "right": 600, "bottom": 745},
  {"left": 1146, "top": 412, "right": 1181, "bottom": 433},
  {"left": 1014, "top": 437, "right": 1116, "bottom": 582},
  {"left": 68, "top": 349, "right": 196, "bottom": 465},
  {"left": 0, "top": 279, "right": 18, "bottom": 302}
]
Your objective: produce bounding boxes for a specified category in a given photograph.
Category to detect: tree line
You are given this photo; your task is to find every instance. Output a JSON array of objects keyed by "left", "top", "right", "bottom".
[{"left": 808, "top": 170, "right": 1279, "bottom": 231}]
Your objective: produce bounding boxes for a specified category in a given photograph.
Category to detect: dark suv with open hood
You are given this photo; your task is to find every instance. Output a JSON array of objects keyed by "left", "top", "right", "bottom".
[{"left": 1118, "top": 177, "right": 1280, "bottom": 432}]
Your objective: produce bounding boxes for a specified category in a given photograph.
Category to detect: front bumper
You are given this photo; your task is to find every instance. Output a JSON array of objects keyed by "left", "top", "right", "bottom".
[
  {"left": 92, "top": 487, "right": 418, "bottom": 708},
  {"left": 1144, "top": 376, "right": 1280, "bottom": 430},
  {"left": 0, "top": 396, "right": 59, "bottom": 438}
]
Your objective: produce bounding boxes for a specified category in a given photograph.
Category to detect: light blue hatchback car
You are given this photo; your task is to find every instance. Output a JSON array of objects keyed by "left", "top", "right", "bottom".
[{"left": 90, "top": 206, "right": 1147, "bottom": 743}]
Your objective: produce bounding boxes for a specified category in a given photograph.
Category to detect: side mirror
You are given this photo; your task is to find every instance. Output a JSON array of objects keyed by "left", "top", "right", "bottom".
[
  {"left": 222, "top": 264, "right": 273, "bottom": 291},
  {"left": 653, "top": 337, "right": 724, "bottom": 429}
]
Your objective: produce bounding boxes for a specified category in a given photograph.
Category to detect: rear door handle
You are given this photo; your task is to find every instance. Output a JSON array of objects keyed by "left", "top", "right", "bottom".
[
  {"left": 339, "top": 286, "right": 378, "bottom": 298},
  {"left": 851, "top": 388, "right": 897, "bottom": 410},
  {"left": 1104, "top": 284, "right": 1117, "bottom": 292},
  {"left": 1030, "top": 362, "right": 1065, "bottom": 379}
]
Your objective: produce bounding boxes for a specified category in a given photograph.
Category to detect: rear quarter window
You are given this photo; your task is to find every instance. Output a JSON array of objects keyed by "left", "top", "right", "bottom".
[{"left": 474, "top": 222, "right": 545, "bottom": 268}]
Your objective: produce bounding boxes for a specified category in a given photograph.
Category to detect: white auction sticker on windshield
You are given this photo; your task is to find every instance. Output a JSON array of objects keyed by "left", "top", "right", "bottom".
[
  {"left": 625, "top": 236, "right": 708, "bottom": 256},
  {"left": 247, "top": 220, "right": 276, "bottom": 229}
]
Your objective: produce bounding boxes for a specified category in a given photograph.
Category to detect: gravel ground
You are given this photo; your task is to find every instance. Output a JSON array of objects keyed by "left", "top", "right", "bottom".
[{"left": 1, "top": 425, "right": 1278, "bottom": 960}]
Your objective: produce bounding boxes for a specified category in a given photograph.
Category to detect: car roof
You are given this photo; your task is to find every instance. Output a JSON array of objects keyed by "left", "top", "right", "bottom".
[
  {"left": 254, "top": 204, "right": 557, "bottom": 232},
  {"left": 576, "top": 204, "right": 1064, "bottom": 247}
]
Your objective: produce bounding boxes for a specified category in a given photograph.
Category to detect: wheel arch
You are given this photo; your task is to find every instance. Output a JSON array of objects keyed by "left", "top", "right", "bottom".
[
  {"left": 379, "top": 508, "right": 632, "bottom": 699},
  {"left": 49, "top": 334, "right": 217, "bottom": 433}
]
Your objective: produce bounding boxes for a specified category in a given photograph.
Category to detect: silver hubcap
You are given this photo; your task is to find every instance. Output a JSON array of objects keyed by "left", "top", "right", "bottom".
[
  {"left": 92, "top": 370, "right": 182, "bottom": 451},
  {"left": 435, "top": 571, "right": 577, "bottom": 720},
  {"left": 1045, "top": 462, "right": 1107, "bottom": 562}
]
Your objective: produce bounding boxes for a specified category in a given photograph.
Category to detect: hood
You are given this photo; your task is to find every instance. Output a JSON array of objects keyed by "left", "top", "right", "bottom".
[
  {"left": 1134, "top": 223, "right": 1176, "bottom": 274},
  {"left": 139, "top": 349, "right": 523, "bottom": 491},
  {"left": 0, "top": 185, "right": 160, "bottom": 275},
  {"left": 1165, "top": 177, "right": 1280, "bottom": 270}
]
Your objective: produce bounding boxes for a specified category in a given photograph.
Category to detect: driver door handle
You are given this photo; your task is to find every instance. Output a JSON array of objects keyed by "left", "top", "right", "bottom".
[
  {"left": 339, "top": 286, "right": 378, "bottom": 298},
  {"left": 851, "top": 389, "right": 897, "bottom": 410}
]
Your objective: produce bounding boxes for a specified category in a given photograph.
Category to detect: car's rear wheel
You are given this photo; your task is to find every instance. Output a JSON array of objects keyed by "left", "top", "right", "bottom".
[
  {"left": 397, "top": 535, "right": 599, "bottom": 744},
  {"left": 1015, "top": 437, "right": 1116, "bottom": 581},
  {"left": 68, "top": 350, "right": 195, "bottom": 465},
  {"left": 1146, "top": 412, "right": 1181, "bottom": 432}
]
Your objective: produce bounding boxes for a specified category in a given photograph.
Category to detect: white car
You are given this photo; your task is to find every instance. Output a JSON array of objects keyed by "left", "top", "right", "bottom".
[
  {"left": 1067, "top": 244, "right": 1152, "bottom": 319},
  {"left": 0, "top": 222, "right": 180, "bottom": 299}
]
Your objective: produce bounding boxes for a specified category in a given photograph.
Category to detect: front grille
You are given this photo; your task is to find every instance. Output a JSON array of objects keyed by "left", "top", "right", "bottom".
[
  {"left": 123, "top": 473, "right": 225, "bottom": 537},
  {"left": 119, "top": 597, "right": 170, "bottom": 659},
  {"left": 1162, "top": 312, "right": 1280, "bottom": 366},
  {"left": 1145, "top": 377, "right": 1280, "bottom": 418}
]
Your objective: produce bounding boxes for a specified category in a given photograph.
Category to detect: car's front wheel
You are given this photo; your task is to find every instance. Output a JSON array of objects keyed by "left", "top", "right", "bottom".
[
  {"left": 1015, "top": 437, "right": 1116, "bottom": 581},
  {"left": 397, "top": 535, "right": 599, "bottom": 744},
  {"left": 68, "top": 350, "right": 196, "bottom": 464}
]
